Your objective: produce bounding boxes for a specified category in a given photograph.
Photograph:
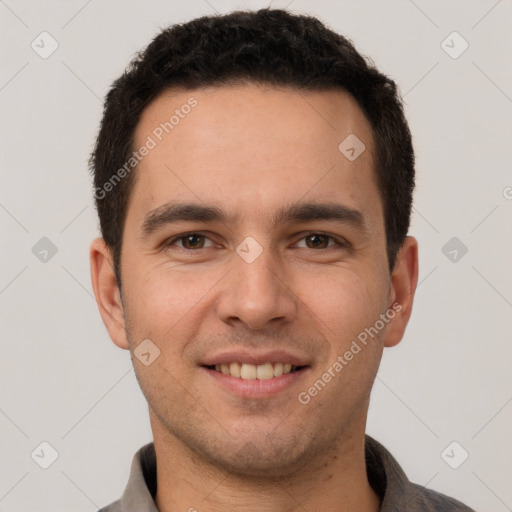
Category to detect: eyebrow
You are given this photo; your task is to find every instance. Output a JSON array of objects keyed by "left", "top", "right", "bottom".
[{"left": 139, "top": 201, "right": 370, "bottom": 238}]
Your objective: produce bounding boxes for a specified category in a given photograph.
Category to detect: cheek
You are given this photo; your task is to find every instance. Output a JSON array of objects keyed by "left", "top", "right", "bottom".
[
  {"left": 123, "top": 261, "right": 224, "bottom": 349},
  {"left": 299, "top": 270, "right": 387, "bottom": 402},
  {"left": 297, "top": 265, "right": 387, "bottom": 343}
]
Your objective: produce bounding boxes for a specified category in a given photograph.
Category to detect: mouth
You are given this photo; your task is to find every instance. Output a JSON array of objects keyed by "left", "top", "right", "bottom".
[
  {"left": 200, "top": 350, "right": 311, "bottom": 398},
  {"left": 204, "top": 362, "right": 307, "bottom": 380}
]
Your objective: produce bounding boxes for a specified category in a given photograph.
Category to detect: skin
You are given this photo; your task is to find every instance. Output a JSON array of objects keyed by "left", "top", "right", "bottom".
[{"left": 90, "top": 83, "right": 418, "bottom": 512}]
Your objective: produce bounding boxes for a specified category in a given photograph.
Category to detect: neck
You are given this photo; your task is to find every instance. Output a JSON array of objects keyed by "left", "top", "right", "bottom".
[{"left": 151, "top": 417, "right": 380, "bottom": 512}]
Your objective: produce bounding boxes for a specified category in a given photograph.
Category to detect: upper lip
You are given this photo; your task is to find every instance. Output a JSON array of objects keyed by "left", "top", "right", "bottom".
[{"left": 201, "top": 349, "right": 311, "bottom": 367}]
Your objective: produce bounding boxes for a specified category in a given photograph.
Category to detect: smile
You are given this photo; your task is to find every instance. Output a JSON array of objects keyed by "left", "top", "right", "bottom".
[{"left": 207, "top": 362, "right": 304, "bottom": 380}]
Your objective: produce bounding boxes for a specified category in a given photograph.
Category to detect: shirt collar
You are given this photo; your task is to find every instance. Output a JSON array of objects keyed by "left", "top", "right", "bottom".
[
  {"left": 119, "top": 441, "right": 158, "bottom": 512},
  {"left": 118, "top": 435, "right": 415, "bottom": 511}
]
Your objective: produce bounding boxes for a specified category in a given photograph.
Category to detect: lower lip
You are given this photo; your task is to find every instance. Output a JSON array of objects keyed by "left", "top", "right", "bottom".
[{"left": 202, "top": 367, "right": 309, "bottom": 399}]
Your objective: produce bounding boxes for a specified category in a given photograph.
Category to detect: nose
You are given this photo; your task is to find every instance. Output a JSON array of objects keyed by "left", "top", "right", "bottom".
[{"left": 215, "top": 244, "right": 297, "bottom": 330}]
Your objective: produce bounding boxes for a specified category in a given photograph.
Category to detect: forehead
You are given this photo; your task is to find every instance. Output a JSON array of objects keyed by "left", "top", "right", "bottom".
[{"left": 128, "top": 83, "right": 381, "bottom": 231}]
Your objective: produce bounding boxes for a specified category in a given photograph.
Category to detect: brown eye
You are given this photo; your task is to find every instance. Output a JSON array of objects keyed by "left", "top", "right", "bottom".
[
  {"left": 294, "top": 233, "right": 347, "bottom": 250},
  {"left": 180, "top": 234, "right": 206, "bottom": 249},
  {"left": 304, "top": 234, "right": 330, "bottom": 249},
  {"left": 165, "top": 233, "right": 215, "bottom": 250}
]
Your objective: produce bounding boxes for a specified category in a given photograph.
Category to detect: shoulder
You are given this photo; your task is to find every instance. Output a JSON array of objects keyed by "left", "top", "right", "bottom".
[
  {"left": 96, "top": 499, "right": 122, "bottom": 512},
  {"left": 408, "top": 482, "right": 477, "bottom": 512},
  {"left": 365, "top": 435, "right": 476, "bottom": 511}
]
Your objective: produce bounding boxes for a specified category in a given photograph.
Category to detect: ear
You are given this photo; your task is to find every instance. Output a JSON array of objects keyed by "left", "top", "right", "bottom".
[
  {"left": 383, "top": 236, "right": 419, "bottom": 348},
  {"left": 90, "top": 237, "right": 129, "bottom": 350}
]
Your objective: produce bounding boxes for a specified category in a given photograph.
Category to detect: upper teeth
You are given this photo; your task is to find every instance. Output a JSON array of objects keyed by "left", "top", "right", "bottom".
[{"left": 214, "top": 362, "right": 295, "bottom": 380}]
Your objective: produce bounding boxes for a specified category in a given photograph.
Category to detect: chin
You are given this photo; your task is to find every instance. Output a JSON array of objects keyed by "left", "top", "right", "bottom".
[{"left": 197, "top": 429, "right": 319, "bottom": 479}]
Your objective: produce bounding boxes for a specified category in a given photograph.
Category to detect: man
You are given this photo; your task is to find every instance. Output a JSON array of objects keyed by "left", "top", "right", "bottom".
[{"left": 89, "top": 8, "right": 475, "bottom": 512}]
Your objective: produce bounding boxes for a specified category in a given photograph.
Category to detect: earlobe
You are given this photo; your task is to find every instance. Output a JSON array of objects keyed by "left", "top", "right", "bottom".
[
  {"left": 89, "top": 237, "right": 130, "bottom": 350},
  {"left": 384, "top": 236, "right": 419, "bottom": 348}
]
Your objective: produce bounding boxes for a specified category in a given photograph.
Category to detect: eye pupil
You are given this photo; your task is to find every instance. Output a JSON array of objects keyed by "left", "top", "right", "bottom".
[
  {"left": 307, "top": 234, "right": 328, "bottom": 248},
  {"left": 183, "top": 235, "right": 203, "bottom": 249}
]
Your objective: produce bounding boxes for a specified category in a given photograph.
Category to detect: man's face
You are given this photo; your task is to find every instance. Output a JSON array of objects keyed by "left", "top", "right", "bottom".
[{"left": 107, "top": 84, "right": 406, "bottom": 476}]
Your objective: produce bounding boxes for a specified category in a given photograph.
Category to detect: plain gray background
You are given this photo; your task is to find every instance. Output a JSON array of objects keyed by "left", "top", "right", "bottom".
[{"left": 1, "top": 1, "right": 511, "bottom": 511}]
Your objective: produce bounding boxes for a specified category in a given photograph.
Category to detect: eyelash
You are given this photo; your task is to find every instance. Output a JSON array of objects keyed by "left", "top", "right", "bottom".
[{"left": 163, "top": 231, "right": 348, "bottom": 251}]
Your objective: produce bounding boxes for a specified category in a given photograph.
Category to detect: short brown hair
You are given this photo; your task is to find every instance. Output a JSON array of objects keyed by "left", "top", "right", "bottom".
[{"left": 90, "top": 8, "right": 415, "bottom": 284}]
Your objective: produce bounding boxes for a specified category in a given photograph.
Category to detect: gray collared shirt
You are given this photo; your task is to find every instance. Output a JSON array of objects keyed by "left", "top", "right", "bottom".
[{"left": 98, "top": 436, "right": 475, "bottom": 511}]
